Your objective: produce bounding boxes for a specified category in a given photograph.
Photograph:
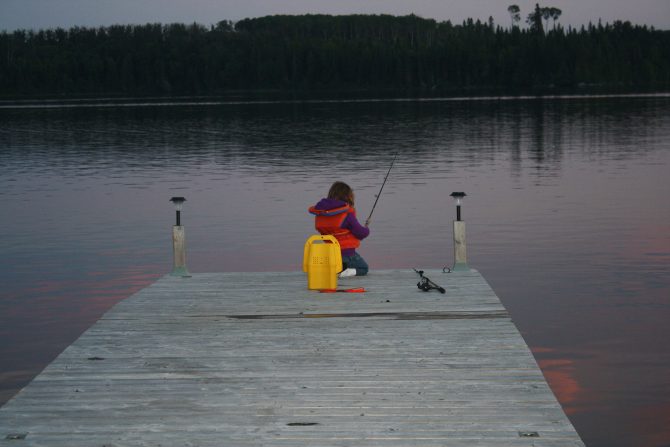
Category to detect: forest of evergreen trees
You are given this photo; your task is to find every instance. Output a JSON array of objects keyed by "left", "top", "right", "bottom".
[{"left": 1, "top": 9, "right": 669, "bottom": 97}]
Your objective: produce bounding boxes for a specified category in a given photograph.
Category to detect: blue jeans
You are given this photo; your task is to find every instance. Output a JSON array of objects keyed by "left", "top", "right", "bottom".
[{"left": 341, "top": 253, "right": 369, "bottom": 276}]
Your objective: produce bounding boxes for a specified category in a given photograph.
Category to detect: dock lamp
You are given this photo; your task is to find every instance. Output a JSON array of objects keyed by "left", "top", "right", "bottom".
[
  {"left": 449, "top": 192, "right": 468, "bottom": 271},
  {"left": 169, "top": 196, "right": 190, "bottom": 277},
  {"left": 450, "top": 192, "right": 466, "bottom": 221},
  {"left": 170, "top": 196, "right": 186, "bottom": 225}
]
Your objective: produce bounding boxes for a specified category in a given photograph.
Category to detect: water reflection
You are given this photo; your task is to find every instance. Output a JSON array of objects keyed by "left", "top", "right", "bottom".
[
  {"left": 1, "top": 95, "right": 669, "bottom": 447},
  {"left": 533, "top": 347, "right": 584, "bottom": 415}
]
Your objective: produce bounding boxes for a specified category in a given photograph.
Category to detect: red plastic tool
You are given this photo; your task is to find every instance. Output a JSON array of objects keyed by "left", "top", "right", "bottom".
[{"left": 319, "top": 287, "right": 366, "bottom": 293}]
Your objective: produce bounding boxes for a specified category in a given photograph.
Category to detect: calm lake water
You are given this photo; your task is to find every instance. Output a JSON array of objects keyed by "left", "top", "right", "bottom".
[{"left": 1, "top": 94, "right": 669, "bottom": 446}]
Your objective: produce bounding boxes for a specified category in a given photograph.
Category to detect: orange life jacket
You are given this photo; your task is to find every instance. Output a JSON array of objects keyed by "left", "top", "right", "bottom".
[{"left": 308, "top": 204, "right": 361, "bottom": 250}]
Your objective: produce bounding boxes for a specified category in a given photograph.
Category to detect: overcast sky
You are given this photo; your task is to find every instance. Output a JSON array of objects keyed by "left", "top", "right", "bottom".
[{"left": 2, "top": 0, "right": 669, "bottom": 32}]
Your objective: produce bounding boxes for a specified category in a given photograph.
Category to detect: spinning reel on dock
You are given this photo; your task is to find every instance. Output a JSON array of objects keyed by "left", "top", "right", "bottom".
[{"left": 413, "top": 269, "right": 446, "bottom": 294}]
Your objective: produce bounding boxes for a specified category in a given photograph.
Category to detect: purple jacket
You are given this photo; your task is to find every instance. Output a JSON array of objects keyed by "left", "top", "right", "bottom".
[{"left": 312, "top": 198, "right": 370, "bottom": 257}]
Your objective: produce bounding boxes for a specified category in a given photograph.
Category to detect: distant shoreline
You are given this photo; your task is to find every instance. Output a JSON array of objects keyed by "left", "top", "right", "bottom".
[
  {"left": 1, "top": 88, "right": 669, "bottom": 110},
  {"left": 2, "top": 15, "right": 669, "bottom": 99}
]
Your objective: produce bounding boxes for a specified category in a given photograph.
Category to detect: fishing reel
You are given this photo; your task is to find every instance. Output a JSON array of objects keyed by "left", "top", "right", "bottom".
[{"left": 413, "top": 269, "right": 446, "bottom": 294}]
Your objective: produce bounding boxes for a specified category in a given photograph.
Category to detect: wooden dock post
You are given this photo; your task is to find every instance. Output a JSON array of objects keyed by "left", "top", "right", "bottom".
[
  {"left": 169, "top": 197, "right": 190, "bottom": 277},
  {"left": 450, "top": 192, "right": 468, "bottom": 271},
  {"left": 453, "top": 220, "right": 468, "bottom": 270}
]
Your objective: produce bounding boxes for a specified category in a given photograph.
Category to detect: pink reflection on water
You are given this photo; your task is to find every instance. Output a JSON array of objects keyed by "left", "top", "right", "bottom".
[
  {"left": 532, "top": 340, "right": 670, "bottom": 447},
  {"left": 82, "top": 268, "right": 162, "bottom": 302},
  {"left": 532, "top": 346, "right": 586, "bottom": 416},
  {"left": 0, "top": 264, "right": 163, "bottom": 407},
  {"left": 22, "top": 267, "right": 161, "bottom": 316}
]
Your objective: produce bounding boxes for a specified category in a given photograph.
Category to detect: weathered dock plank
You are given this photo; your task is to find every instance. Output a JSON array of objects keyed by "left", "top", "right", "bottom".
[{"left": 0, "top": 269, "right": 584, "bottom": 446}]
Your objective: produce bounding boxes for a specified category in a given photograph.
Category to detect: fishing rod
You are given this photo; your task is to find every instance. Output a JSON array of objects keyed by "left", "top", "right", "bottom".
[{"left": 365, "top": 152, "right": 398, "bottom": 227}]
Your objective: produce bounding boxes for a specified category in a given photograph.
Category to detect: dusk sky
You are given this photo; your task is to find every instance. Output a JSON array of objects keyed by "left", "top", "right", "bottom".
[{"left": 2, "top": 0, "right": 669, "bottom": 32}]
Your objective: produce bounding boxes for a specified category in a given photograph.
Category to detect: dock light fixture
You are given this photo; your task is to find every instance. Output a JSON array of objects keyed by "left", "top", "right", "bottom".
[
  {"left": 169, "top": 196, "right": 190, "bottom": 277},
  {"left": 170, "top": 197, "right": 186, "bottom": 226},
  {"left": 450, "top": 192, "right": 466, "bottom": 221}
]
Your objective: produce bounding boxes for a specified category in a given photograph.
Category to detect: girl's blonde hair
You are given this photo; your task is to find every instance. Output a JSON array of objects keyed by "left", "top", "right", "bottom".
[{"left": 328, "top": 181, "right": 354, "bottom": 206}]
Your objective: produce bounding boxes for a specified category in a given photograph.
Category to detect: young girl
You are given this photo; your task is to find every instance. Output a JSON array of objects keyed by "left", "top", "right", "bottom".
[{"left": 308, "top": 181, "right": 370, "bottom": 277}]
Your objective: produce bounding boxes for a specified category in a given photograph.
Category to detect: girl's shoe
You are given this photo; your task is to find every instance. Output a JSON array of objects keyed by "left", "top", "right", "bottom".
[{"left": 339, "top": 268, "right": 357, "bottom": 278}]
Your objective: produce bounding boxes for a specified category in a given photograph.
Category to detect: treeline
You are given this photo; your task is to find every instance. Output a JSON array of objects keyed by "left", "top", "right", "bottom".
[{"left": 1, "top": 13, "right": 669, "bottom": 97}]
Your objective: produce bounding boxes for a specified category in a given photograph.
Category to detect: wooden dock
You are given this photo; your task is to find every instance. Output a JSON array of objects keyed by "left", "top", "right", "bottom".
[{"left": 0, "top": 269, "right": 584, "bottom": 446}]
